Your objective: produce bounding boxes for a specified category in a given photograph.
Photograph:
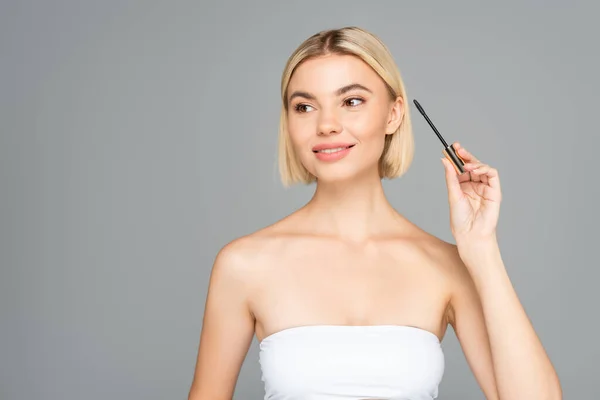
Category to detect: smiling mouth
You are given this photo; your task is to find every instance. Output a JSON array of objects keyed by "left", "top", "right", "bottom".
[{"left": 313, "top": 144, "right": 356, "bottom": 154}]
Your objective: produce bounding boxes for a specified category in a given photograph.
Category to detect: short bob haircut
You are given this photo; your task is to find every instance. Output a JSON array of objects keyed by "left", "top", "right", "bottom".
[{"left": 278, "top": 26, "right": 415, "bottom": 187}]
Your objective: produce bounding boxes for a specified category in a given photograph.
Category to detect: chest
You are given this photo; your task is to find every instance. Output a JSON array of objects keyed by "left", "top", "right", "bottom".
[{"left": 251, "top": 243, "right": 450, "bottom": 329}]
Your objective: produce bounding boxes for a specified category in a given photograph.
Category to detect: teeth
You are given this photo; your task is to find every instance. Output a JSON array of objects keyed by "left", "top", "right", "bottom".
[{"left": 317, "top": 147, "right": 347, "bottom": 153}]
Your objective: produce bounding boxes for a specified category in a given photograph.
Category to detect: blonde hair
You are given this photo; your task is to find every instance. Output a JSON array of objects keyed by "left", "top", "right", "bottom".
[{"left": 278, "top": 26, "right": 415, "bottom": 187}]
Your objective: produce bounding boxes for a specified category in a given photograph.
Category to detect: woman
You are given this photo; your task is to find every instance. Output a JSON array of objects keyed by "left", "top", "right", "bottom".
[{"left": 188, "top": 26, "right": 561, "bottom": 400}]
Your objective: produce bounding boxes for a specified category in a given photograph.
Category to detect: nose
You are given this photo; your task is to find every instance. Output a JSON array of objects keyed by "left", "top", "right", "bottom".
[{"left": 317, "top": 109, "right": 342, "bottom": 136}]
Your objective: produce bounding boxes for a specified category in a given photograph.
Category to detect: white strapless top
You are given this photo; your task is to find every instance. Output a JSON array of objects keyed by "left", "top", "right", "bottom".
[{"left": 258, "top": 325, "right": 444, "bottom": 400}]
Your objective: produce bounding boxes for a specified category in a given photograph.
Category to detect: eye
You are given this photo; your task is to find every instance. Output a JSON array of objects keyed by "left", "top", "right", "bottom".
[
  {"left": 344, "top": 97, "right": 364, "bottom": 107},
  {"left": 293, "top": 103, "right": 314, "bottom": 113}
]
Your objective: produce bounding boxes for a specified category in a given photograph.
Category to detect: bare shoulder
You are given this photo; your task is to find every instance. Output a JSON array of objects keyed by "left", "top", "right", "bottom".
[
  {"left": 398, "top": 225, "right": 472, "bottom": 303},
  {"left": 188, "top": 219, "right": 293, "bottom": 399},
  {"left": 212, "top": 232, "right": 266, "bottom": 274},
  {"left": 419, "top": 234, "right": 474, "bottom": 312},
  {"left": 398, "top": 222, "right": 464, "bottom": 275},
  {"left": 211, "top": 216, "right": 298, "bottom": 279}
]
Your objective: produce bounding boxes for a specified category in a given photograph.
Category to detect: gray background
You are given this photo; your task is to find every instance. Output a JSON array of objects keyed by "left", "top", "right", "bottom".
[{"left": 2, "top": 1, "right": 598, "bottom": 399}]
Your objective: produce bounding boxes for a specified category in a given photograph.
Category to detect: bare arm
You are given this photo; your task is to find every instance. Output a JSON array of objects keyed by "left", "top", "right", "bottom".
[
  {"left": 452, "top": 239, "right": 562, "bottom": 399},
  {"left": 188, "top": 241, "right": 256, "bottom": 400},
  {"left": 447, "top": 244, "right": 500, "bottom": 399}
]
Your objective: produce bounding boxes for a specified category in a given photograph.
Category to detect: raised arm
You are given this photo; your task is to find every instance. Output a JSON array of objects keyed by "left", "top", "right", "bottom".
[
  {"left": 447, "top": 239, "right": 562, "bottom": 399},
  {"left": 188, "top": 241, "right": 256, "bottom": 400},
  {"left": 454, "top": 239, "right": 561, "bottom": 399},
  {"left": 440, "top": 143, "right": 561, "bottom": 399},
  {"left": 446, "top": 243, "right": 500, "bottom": 399}
]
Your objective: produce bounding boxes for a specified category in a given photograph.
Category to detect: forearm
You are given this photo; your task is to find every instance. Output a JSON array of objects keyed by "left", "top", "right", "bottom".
[{"left": 458, "top": 238, "right": 562, "bottom": 400}]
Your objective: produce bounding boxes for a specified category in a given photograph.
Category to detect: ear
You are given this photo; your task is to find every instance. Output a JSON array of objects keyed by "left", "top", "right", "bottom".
[{"left": 385, "top": 96, "right": 404, "bottom": 135}]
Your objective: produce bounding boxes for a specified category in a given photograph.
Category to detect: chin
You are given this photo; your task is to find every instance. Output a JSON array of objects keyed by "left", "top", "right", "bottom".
[{"left": 311, "top": 165, "right": 370, "bottom": 184}]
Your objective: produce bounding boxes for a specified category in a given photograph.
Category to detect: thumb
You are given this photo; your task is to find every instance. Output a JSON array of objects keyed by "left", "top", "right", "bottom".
[{"left": 441, "top": 157, "right": 462, "bottom": 204}]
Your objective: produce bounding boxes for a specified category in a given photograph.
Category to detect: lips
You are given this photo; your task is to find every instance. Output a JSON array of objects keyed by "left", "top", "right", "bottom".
[
  {"left": 312, "top": 143, "right": 356, "bottom": 153},
  {"left": 311, "top": 142, "right": 356, "bottom": 162}
]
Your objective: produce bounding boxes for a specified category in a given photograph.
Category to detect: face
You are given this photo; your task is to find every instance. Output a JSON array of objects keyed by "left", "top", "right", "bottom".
[{"left": 286, "top": 54, "right": 403, "bottom": 183}]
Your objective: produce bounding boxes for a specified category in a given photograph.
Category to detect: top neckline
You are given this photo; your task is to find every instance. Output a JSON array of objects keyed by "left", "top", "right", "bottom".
[{"left": 258, "top": 324, "right": 442, "bottom": 345}]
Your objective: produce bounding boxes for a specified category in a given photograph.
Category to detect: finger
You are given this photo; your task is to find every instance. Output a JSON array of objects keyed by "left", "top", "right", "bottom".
[
  {"left": 471, "top": 164, "right": 492, "bottom": 183},
  {"left": 441, "top": 157, "right": 463, "bottom": 203},
  {"left": 449, "top": 156, "right": 472, "bottom": 183},
  {"left": 463, "top": 162, "right": 484, "bottom": 183},
  {"left": 458, "top": 147, "right": 478, "bottom": 163},
  {"left": 464, "top": 162, "right": 484, "bottom": 170},
  {"left": 484, "top": 167, "right": 501, "bottom": 192},
  {"left": 454, "top": 142, "right": 479, "bottom": 163},
  {"left": 472, "top": 165, "right": 499, "bottom": 188},
  {"left": 471, "top": 164, "right": 491, "bottom": 175},
  {"left": 458, "top": 170, "right": 473, "bottom": 183}
]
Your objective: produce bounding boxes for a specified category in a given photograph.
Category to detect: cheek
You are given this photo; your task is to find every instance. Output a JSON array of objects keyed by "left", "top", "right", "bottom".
[
  {"left": 348, "top": 112, "right": 387, "bottom": 144},
  {"left": 287, "top": 119, "right": 316, "bottom": 163},
  {"left": 287, "top": 120, "right": 311, "bottom": 148}
]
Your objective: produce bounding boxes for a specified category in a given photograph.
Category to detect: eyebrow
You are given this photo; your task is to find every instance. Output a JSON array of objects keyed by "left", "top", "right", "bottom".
[{"left": 288, "top": 83, "right": 373, "bottom": 104}]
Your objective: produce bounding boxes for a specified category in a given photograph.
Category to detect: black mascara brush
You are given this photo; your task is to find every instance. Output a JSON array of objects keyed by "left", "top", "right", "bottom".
[{"left": 413, "top": 99, "right": 466, "bottom": 175}]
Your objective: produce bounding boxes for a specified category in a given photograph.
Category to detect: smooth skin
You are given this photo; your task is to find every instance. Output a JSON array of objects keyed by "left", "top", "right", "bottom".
[{"left": 188, "top": 54, "right": 561, "bottom": 400}]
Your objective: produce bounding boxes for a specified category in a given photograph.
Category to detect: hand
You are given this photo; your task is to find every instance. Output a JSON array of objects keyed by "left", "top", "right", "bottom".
[{"left": 441, "top": 142, "right": 502, "bottom": 244}]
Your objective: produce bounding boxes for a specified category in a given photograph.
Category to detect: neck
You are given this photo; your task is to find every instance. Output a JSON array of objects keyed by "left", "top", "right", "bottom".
[{"left": 302, "top": 168, "right": 400, "bottom": 242}]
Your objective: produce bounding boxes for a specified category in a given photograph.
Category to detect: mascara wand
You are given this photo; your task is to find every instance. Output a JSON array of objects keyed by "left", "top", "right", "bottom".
[{"left": 413, "top": 99, "right": 466, "bottom": 175}]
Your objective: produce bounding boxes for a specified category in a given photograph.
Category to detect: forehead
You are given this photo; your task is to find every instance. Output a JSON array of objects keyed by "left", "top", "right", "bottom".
[{"left": 288, "top": 54, "right": 384, "bottom": 94}]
